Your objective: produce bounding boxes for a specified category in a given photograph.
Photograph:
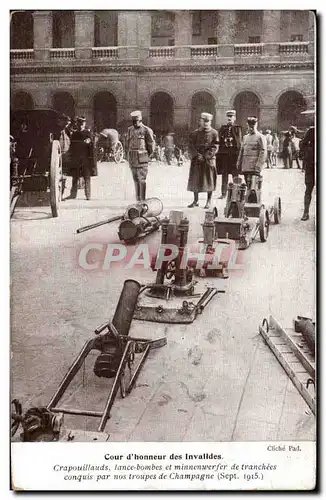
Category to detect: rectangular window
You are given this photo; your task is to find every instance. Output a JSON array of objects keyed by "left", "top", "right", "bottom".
[
  {"left": 168, "top": 39, "right": 175, "bottom": 46},
  {"left": 208, "top": 37, "right": 217, "bottom": 45},
  {"left": 291, "top": 34, "right": 303, "bottom": 42},
  {"left": 248, "top": 36, "right": 261, "bottom": 44}
]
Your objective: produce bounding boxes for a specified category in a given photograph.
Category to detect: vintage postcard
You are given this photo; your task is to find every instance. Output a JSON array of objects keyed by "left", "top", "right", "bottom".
[{"left": 9, "top": 6, "right": 316, "bottom": 491}]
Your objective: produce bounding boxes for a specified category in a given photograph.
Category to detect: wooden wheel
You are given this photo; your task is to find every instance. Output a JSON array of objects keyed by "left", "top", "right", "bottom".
[
  {"left": 50, "top": 140, "right": 62, "bottom": 218},
  {"left": 273, "top": 197, "right": 282, "bottom": 224},
  {"left": 113, "top": 141, "right": 124, "bottom": 163},
  {"left": 259, "top": 206, "right": 270, "bottom": 242}
]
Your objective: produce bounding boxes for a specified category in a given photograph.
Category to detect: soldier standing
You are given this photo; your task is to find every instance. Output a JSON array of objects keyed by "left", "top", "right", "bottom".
[
  {"left": 216, "top": 110, "right": 242, "bottom": 198},
  {"left": 265, "top": 129, "right": 273, "bottom": 168},
  {"left": 187, "top": 112, "right": 219, "bottom": 209},
  {"left": 127, "top": 110, "right": 154, "bottom": 202},
  {"left": 68, "top": 116, "right": 97, "bottom": 200},
  {"left": 299, "top": 124, "right": 315, "bottom": 221},
  {"left": 236, "top": 117, "right": 267, "bottom": 187}
]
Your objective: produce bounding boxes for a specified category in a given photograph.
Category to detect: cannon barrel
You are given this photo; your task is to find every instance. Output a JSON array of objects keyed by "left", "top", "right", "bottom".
[{"left": 76, "top": 215, "right": 122, "bottom": 234}]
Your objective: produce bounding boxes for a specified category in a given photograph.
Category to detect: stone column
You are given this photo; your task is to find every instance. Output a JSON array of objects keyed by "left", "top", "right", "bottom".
[
  {"left": 262, "top": 11, "right": 281, "bottom": 56},
  {"left": 308, "top": 11, "right": 315, "bottom": 55},
  {"left": 117, "top": 11, "right": 139, "bottom": 59},
  {"left": 74, "top": 11, "right": 94, "bottom": 59},
  {"left": 217, "top": 10, "right": 237, "bottom": 57},
  {"left": 174, "top": 11, "right": 192, "bottom": 59},
  {"left": 33, "top": 11, "right": 53, "bottom": 60},
  {"left": 137, "top": 11, "right": 152, "bottom": 60}
]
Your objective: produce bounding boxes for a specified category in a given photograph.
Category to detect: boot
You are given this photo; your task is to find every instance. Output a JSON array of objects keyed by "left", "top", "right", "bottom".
[
  {"left": 84, "top": 178, "right": 91, "bottom": 200},
  {"left": 188, "top": 193, "right": 199, "bottom": 208},
  {"left": 139, "top": 183, "right": 146, "bottom": 202},
  {"left": 301, "top": 193, "right": 311, "bottom": 221},
  {"left": 204, "top": 192, "right": 212, "bottom": 209},
  {"left": 134, "top": 181, "right": 141, "bottom": 202}
]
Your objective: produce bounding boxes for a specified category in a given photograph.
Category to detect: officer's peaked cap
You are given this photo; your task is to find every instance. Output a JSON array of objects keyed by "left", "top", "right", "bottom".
[
  {"left": 226, "top": 110, "right": 236, "bottom": 116},
  {"left": 76, "top": 116, "right": 86, "bottom": 123},
  {"left": 130, "top": 110, "right": 142, "bottom": 119},
  {"left": 201, "top": 112, "right": 213, "bottom": 121},
  {"left": 247, "top": 116, "right": 258, "bottom": 124}
]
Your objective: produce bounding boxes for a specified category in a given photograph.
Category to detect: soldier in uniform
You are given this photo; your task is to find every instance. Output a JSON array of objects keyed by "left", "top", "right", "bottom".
[
  {"left": 236, "top": 117, "right": 267, "bottom": 187},
  {"left": 216, "top": 110, "right": 242, "bottom": 198},
  {"left": 163, "top": 132, "right": 175, "bottom": 165},
  {"left": 265, "top": 129, "right": 273, "bottom": 168},
  {"left": 127, "top": 110, "right": 154, "bottom": 202},
  {"left": 187, "top": 112, "right": 219, "bottom": 209},
  {"left": 68, "top": 116, "right": 97, "bottom": 200},
  {"left": 299, "top": 124, "right": 315, "bottom": 221}
]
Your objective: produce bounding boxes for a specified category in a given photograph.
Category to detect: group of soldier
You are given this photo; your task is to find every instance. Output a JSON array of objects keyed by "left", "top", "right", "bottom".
[
  {"left": 11, "top": 105, "right": 315, "bottom": 223},
  {"left": 58, "top": 107, "right": 315, "bottom": 222}
]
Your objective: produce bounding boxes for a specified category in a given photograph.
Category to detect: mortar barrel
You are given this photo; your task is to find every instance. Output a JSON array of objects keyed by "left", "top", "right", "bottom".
[{"left": 112, "top": 280, "right": 141, "bottom": 336}]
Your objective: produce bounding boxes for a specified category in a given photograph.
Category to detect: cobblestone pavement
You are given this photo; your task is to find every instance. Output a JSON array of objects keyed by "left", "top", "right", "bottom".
[{"left": 11, "top": 159, "right": 316, "bottom": 441}]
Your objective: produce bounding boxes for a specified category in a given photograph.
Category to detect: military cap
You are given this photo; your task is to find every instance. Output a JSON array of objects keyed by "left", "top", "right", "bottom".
[
  {"left": 76, "top": 116, "right": 86, "bottom": 123},
  {"left": 130, "top": 110, "right": 142, "bottom": 119},
  {"left": 247, "top": 116, "right": 258, "bottom": 124},
  {"left": 226, "top": 109, "right": 236, "bottom": 117},
  {"left": 201, "top": 112, "right": 213, "bottom": 121},
  {"left": 266, "top": 129, "right": 271, "bottom": 134}
]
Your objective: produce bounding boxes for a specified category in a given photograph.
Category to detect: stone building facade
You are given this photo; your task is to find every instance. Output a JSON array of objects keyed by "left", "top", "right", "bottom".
[{"left": 10, "top": 10, "right": 315, "bottom": 140}]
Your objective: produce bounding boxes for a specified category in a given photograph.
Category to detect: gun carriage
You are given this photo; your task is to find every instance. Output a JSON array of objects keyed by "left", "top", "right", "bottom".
[{"left": 10, "top": 109, "right": 67, "bottom": 218}]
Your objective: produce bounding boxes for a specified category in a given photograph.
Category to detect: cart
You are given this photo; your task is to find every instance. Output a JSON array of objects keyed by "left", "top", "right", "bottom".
[
  {"left": 10, "top": 109, "right": 65, "bottom": 218},
  {"left": 97, "top": 128, "right": 124, "bottom": 163},
  {"left": 214, "top": 174, "right": 281, "bottom": 250}
]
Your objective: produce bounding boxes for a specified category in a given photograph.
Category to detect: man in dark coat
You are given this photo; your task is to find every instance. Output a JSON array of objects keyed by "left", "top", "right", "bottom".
[
  {"left": 68, "top": 116, "right": 97, "bottom": 200},
  {"left": 127, "top": 110, "right": 154, "bottom": 202},
  {"left": 216, "top": 110, "right": 242, "bottom": 198},
  {"left": 299, "top": 124, "right": 315, "bottom": 221},
  {"left": 187, "top": 112, "right": 219, "bottom": 209}
]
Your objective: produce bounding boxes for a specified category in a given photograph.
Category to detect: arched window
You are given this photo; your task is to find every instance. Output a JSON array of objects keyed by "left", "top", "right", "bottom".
[
  {"left": 277, "top": 91, "right": 307, "bottom": 132},
  {"left": 93, "top": 92, "right": 117, "bottom": 132},
  {"left": 150, "top": 92, "right": 174, "bottom": 136},
  {"left": 12, "top": 91, "right": 34, "bottom": 110},
  {"left": 52, "top": 91, "right": 75, "bottom": 118},
  {"left": 233, "top": 91, "right": 261, "bottom": 131},
  {"left": 191, "top": 91, "right": 216, "bottom": 129}
]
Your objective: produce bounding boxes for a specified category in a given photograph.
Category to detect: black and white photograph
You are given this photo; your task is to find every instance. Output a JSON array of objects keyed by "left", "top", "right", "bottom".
[{"left": 9, "top": 7, "right": 316, "bottom": 491}]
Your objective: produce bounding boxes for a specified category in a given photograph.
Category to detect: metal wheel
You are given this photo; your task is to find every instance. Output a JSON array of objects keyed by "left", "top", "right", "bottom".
[
  {"left": 113, "top": 141, "right": 124, "bottom": 163},
  {"left": 273, "top": 196, "right": 282, "bottom": 224},
  {"left": 259, "top": 206, "right": 270, "bottom": 242},
  {"left": 50, "top": 140, "right": 62, "bottom": 218}
]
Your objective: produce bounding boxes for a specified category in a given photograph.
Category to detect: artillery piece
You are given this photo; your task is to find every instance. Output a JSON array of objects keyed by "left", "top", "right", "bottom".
[
  {"left": 11, "top": 280, "right": 166, "bottom": 442},
  {"left": 213, "top": 175, "right": 281, "bottom": 250},
  {"left": 76, "top": 197, "right": 163, "bottom": 244},
  {"left": 133, "top": 210, "right": 225, "bottom": 324}
]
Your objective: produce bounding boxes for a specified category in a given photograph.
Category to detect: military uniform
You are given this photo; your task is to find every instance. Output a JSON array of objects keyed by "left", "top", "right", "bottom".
[
  {"left": 127, "top": 110, "right": 154, "bottom": 201},
  {"left": 299, "top": 126, "right": 315, "bottom": 220},
  {"left": 236, "top": 117, "right": 266, "bottom": 188},
  {"left": 69, "top": 117, "right": 97, "bottom": 200},
  {"left": 216, "top": 110, "right": 242, "bottom": 197}
]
